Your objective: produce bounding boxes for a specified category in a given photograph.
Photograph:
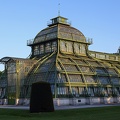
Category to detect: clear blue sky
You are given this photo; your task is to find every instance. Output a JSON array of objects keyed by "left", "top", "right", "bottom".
[{"left": 0, "top": 0, "right": 120, "bottom": 70}]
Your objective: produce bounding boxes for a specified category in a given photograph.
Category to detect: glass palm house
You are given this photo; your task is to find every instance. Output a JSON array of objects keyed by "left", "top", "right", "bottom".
[{"left": 0, "top": 16, "right": 120, "bottom": 105}]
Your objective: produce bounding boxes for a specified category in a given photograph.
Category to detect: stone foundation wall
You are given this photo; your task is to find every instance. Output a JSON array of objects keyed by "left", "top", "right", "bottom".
[
  {"left": 0, "top": 99, "right": 8, "bottom": 105},
  {"left": 54, "top": 97, "right": 120, "bottom": 106},
  {"left": 17, "top": 99, "right": 30, "bottom": 105},
  {"left": 0, "top": 97, "right": 120, "bottom": 106}
]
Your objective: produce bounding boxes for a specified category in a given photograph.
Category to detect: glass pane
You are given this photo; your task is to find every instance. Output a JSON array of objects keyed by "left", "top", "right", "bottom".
[
  {"left": 59, "top": 58, "right": 72, "bottom": 63},
  {"left": 85, "top": 76, "right": 95, "bottom": 83},
  {"left": 64, "top": 65, "right": 78, "bottom": 71},
  {"left": 60, "top": 40, "right": 67, "bottom": 52},
  {"left": 74, "top": 59, "right": 86, "bottom": 65},
  {"left": 69, "top": 74, "right": 83, "bottom": 82},
  {"left": 57, "top": 74, "right": 67, "bottom": 83},
  {"left": 95, "top": 68, "right": 106, "bottom": 74},
  {"left": 66, "top": 42, "right": 73, "bottom": 53},
  {"left": 98, "top": 77, "right": 109, "bottom": 84},
  {"left": 52, "top": 41, "right": 57, "bottom": 52},
  {"left": 80, "top": 66, "right": 92, "bottom": 72},
  {"left": 45, "top": 43, "right": 51, "bottom": 53},
  {"left": 34, "top": 45, "right": 39, "bottom": 55},
  {"left": 111, "top": 77, "right": 120, "bottom": 84},
  {"left": 79, "top": 87, "right": 85, "bottom": 95},
  {"left": 8, "top": 62, "right": 16, "bottom": 73},
  {"left": 40, "top": 44, "right": 44, "bottom": 54},
  {"left": 107, "top": 68, "right": 117, "bottom": 75},
  {"left": 88, "top": 61, "right": 100, "bottom": 66}
]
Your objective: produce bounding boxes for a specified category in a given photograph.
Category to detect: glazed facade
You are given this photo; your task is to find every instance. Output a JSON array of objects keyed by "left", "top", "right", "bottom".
[{"left": 0, "top": 16, "right": 120, "bottom": 105}]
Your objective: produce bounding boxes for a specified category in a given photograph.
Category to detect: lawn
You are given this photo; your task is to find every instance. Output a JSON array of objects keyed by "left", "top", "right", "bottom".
[{"left": 0, "top": 106, "right": 120, "bottom": 120}]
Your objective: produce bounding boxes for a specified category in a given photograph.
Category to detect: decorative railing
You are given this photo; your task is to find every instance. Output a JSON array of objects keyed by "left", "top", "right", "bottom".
[
  {"left": 47, "top": 20, "right": 71, "bottom": 26},
  {"left": 86, "top": 37, "right": 93, "bottom": 44},
  {"left": 89, "top": 51, "right": 120, "bottom": 61},
  {"left": 27, "top": 39, "right": 34, "bottom": 46}
]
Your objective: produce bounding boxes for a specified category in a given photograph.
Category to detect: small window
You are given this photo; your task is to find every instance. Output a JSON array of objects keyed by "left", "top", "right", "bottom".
[
  {"left": 40, "top": 44, "right": 44, "bottom": 54},
  {"left": 52, "top": 41, "right": 57, "bottom": 52},
  {"left": 45, "top": 43, "right": 51, "bottom": 53},
  {"left": 34, "top": 45, "right": 39, "bottom": 55}
]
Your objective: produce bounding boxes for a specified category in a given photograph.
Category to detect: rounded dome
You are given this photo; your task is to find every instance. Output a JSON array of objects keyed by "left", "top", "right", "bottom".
[{"left": 33, "top": 17, "right": 86, "bottom": 44}]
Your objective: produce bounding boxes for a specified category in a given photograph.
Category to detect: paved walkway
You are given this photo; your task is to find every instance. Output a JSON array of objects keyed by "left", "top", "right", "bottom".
[{"left": 0, "top": 103, "right": 120, "bottom": 110}]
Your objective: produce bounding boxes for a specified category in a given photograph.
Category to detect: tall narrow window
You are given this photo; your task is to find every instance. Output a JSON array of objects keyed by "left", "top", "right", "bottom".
[
  {"left": 66, "top": 42, "right": 73, "bottom": 53},
  {"left": 40, "top": 44, "right": 44, "bottom": 54},
  {"left": 45, "top": 42, "right": 51, "bottom": 53},
  {"left": 60, "top": 41, "right": 67, "bottom": 52},
  {"left": 52, "top": 41, "right": 57, "bottom": 52},
  {"left": 34, "top": 45, "right": 39, "bottom": 55},
  {"left": 80, "top": 44, "right": 86, "bottom": 54}
]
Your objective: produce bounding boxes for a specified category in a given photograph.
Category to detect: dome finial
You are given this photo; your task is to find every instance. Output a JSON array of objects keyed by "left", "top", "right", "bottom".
[{"left": 58, "top": 1, "right": 60, "bottom": 16}]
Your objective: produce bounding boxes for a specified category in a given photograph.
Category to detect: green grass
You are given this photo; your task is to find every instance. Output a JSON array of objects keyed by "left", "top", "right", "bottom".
[{"left": 0, "top": 106, "right": 120, "bottom": 120}]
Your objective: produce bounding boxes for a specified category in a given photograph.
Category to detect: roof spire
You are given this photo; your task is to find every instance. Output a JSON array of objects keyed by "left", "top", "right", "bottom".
[{"left": 58, "top": 1, "right": 60, "bottom": 16}]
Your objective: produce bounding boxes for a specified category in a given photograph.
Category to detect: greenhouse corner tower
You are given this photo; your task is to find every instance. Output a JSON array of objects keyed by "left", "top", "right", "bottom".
[{"left": 0, "top": 16, "right": 120, "bottom": 105}]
